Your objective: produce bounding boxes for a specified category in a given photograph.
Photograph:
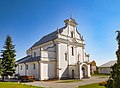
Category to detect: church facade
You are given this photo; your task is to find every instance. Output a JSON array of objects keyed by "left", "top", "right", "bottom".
[{"left": 16, "top": 17, "right": 91, "bottom": 80}]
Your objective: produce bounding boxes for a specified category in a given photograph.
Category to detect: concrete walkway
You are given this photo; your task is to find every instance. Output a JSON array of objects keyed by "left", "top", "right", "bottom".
[{"left": 24, "top": 76, "right": 109, "bottom": 88}]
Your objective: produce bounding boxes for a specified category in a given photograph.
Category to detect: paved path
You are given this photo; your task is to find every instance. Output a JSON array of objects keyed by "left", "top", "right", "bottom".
[{"left": 24, "top": 76, "right": 109, "bottom": 88}]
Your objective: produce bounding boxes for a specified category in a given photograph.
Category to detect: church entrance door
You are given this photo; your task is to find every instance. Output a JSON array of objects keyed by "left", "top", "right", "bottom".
[
  {"left": 82, "top": 67, "right": 85, "bottom": 78},
  {"left": 72, "top": 70, "right": 74, "bottom": 79},
  {"left": 82, "top": 64, "right": 88, "bottom": 78}
]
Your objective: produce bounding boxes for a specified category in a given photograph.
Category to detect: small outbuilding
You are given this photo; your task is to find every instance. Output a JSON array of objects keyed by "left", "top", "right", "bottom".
[{"left": 98, "top": 60, "right": 116, "bottom": 74}]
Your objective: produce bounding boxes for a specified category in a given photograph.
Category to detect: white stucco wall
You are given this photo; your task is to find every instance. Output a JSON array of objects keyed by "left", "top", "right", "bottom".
[
  {"left": 58, "top": 43, "right": 69, "bottom": 78},
  {"left": 15, "top": 65, "right": 19, "bottom": 74},
  {"left": 69, "top": 65, "right": 79, "bottom": 79},
  {"left": 43, "top": 43, "right": 56, "bottom": 51},
  {"left": 69, "top": 45, "right": 75, "bottom": 64},
  {"left": 40, "top": 62, "right": 56, "bottom": 80},
  {"left": 18, "top": 63, "right": 26, "bottom": 76},
  {"left": 77, "top": 47, "right": 84, "bottom": 62},
  {"left": 61, "top": 25, "right": 80, "bottom": 40},
  {"left": 32, "top": 48, "right": 40, "bottom": 57},
  {"left": 16, "top": 62, "right": 40, "bottom": 80},
  {"left": 26, "top": 62, "right": 39, "bottom": 79},
  {"left": 41, "top": 50, "right": 48, "bottom": 58}
]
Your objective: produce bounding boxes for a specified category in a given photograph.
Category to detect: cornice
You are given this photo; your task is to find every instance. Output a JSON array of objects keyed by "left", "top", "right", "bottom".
[
  {"left": 59, "top": 33, "right": 84, "bottom": 41},
  {"left": 55, "top": 38, "right": 84, "bottom": 47}
]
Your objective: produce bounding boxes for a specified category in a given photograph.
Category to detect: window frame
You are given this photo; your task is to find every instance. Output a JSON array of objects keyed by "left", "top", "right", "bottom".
[
  {"left": 65, "top": 53, "right": 67, "bottom": 60},
  {"left": 71, "top": 31, "right": 74, "bottom": 38},
  {"left": 26, "top": 64, "right": 28, "bottom": 70},
  {"left": 72, "top": 47, "right": 74, "bottom": 56},
  {"left": 34, "top": 52, "right": 36, "bottom": 57},
  {"left": 33, "top": 64, "right": 35, "bottom": 69},
  {"left": 21, "top": 65, "right": 22, "bottom": 70}
]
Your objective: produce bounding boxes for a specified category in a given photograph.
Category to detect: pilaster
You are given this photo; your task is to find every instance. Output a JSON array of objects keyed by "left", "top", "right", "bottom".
[{"left": 56, "top": 43, "right": 61, "bottom": 79}]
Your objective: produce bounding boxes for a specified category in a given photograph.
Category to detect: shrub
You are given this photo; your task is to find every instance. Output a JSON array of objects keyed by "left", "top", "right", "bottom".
[{"left": 99, "top": 81, "right": 107, "bottom": 86}]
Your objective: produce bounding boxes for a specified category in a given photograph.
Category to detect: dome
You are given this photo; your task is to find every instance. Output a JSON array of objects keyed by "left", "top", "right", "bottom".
[{"left": 64, "top": 17, "right": 78, "bottom": 27}]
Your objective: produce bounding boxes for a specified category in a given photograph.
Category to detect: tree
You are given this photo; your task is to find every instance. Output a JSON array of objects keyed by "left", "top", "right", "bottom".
[
  {"left": 0, "top": 35, "right": 16, "bottom": 81},
  {"left": 105, "top": 31, "right": 120, "bottom": 88}
]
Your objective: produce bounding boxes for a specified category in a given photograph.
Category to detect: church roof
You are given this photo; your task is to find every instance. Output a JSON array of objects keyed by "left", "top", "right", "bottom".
[
  {"left": 18, "top": 56, "right": 41, "bottom": 64},
  {"left": 98, "top": 60, "right": 116, "bottom": 68},
  {"left": 16, "top": 56, "right": 30, "bottom": 63},
  {"left": 31, "top": 26, "right": 66, "bottom": 48}
]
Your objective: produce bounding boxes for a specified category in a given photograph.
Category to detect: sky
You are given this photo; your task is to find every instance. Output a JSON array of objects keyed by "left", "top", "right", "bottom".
[{"left": 0, "top": 0, "right": 120, "bottom": 66}]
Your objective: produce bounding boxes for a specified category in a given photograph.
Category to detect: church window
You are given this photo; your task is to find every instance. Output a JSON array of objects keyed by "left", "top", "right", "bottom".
[
  {"left": 71, "top": 32, "right": 74, "bottom": 38},
  {"left": 72, "top": 47, "right": 74, "bottom": 56},
  {"left": 78, "top": 54, "right": 80, "bottom": 61},
  {"left": 21, "top": 65, "right": 22, "bottom": 70},
  {"left": 26, "top": 64, "right": 28, "bottom": 70},
  {"left": 34, "top": 52, "right": 36, "bottom": 57},
  {"left": 65, "top": 53, "right": 67, "bottom": 60},
  {"left": 33, "top": 64, "right": 35, "bottom": 69}
]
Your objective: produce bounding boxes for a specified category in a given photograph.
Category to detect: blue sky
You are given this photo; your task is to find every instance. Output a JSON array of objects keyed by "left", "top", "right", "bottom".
[{"left": 0, "top": 0, "right": 120, "bottom": 65}]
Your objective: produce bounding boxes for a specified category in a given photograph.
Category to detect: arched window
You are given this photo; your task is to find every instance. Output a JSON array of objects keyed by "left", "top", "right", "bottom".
[
  {"left": 33, "top": 64, "right": 35, "bottom": 69},
  {"left": 78, "top": 54, "right": 80, "bottom": 61},
  {"left": 72, "top": 47, "right": 74, "bottom": 56},
  {"left": 34, "top": 52, "right": 36, "bottom": 57},
  {"left": 71, "top": 32, "right": 74, "bottom": 38},
  {"left": 21, "top": 65, "right": 22, "bottom": 70},
  {"left": 65, "top": 53, "right": 67, "bottom": 60},
  {"left": 26, "top": 64, "right": 28, "bottom": 70}
]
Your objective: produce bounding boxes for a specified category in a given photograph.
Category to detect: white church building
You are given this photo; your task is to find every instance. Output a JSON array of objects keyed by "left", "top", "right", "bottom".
[{"left": 16, "top": 17, "right": 91, "bottom": 80}]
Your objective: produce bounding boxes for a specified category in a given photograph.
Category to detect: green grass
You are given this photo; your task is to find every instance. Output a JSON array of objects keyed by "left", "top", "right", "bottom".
[
  {"left": 56, "top": 79, "right": 81, "bottom": 83},
  {"left": 0, "top": 82, "right": 44, "bottom": 88},
  {"left": 91, "top": 73, "right": 110, "bottom": 77},
  {"left": 78, "top": 83, "right": 105, "bottom": 88}
]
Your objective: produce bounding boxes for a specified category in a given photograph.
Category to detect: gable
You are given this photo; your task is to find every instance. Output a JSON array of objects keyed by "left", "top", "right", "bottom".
[
  {"left": 60, "top": 25, "right": 81, "bottom": 40},
  {"left": 31, "top": 17, "right": 82, "bottom": 48}
]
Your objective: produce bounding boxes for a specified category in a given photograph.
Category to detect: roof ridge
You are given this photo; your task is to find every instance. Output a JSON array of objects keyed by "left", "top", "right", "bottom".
[{"left": 31, "top": 26, "right": 66, "bottom": 48}]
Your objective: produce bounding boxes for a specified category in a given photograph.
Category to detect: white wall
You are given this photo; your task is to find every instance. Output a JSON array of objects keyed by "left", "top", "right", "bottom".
[
  {"left": 26, "top": 62, "right": 39, "bottom": 79},
  {"left": 56, "top": 42, "right": 85, "bottom": 79},
  {"left": 15, "top": 65, "right": 19, "bottom": 74},
  {"left": 58, "top": 43, "right": 69, "bottom": 78},
  {"left": 69, "top": 65, "right": 79, "bottom": 79},
  {"left": 40, "top": 62, "right": 56, "bottom": 80},
  {"left": 43, "top": 44, "right": 56, "bottom": 51},
  {"left": 61, "top": 25, "right": 80, "bottom": 40},
  {"left": 16, "top": 62, "right": 40, "bottom": 80},
  {"left": 32, "top": 48, "right": 40, "bottom": 57},
  {"left": 18, "top": 63, "right": 26, "bottom": 76},
  {"left": 56, "top": 23, "right": 86, "bottom": 79},
  {"left": 77, "top": 47, "right": 84, "bottom": 62}
]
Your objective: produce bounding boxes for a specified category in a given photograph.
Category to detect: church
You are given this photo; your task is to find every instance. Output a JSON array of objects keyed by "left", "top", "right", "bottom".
[{"left": 16, "top": 17, "right": 91, "bottom": 80}]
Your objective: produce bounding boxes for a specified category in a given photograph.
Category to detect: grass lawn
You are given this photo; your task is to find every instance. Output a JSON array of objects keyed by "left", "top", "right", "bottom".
[
  {"left": 91, "top": 73, "right": 110, "bottom": 77},
  {"left": 0, "top": 82, "right": 44, "bottom": 88},
  {"left": 56, "top": 79, "right": 81, "bottom": 83},
  {"left": 78, "top": 83, "right": 105, "bottom": 88}
]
